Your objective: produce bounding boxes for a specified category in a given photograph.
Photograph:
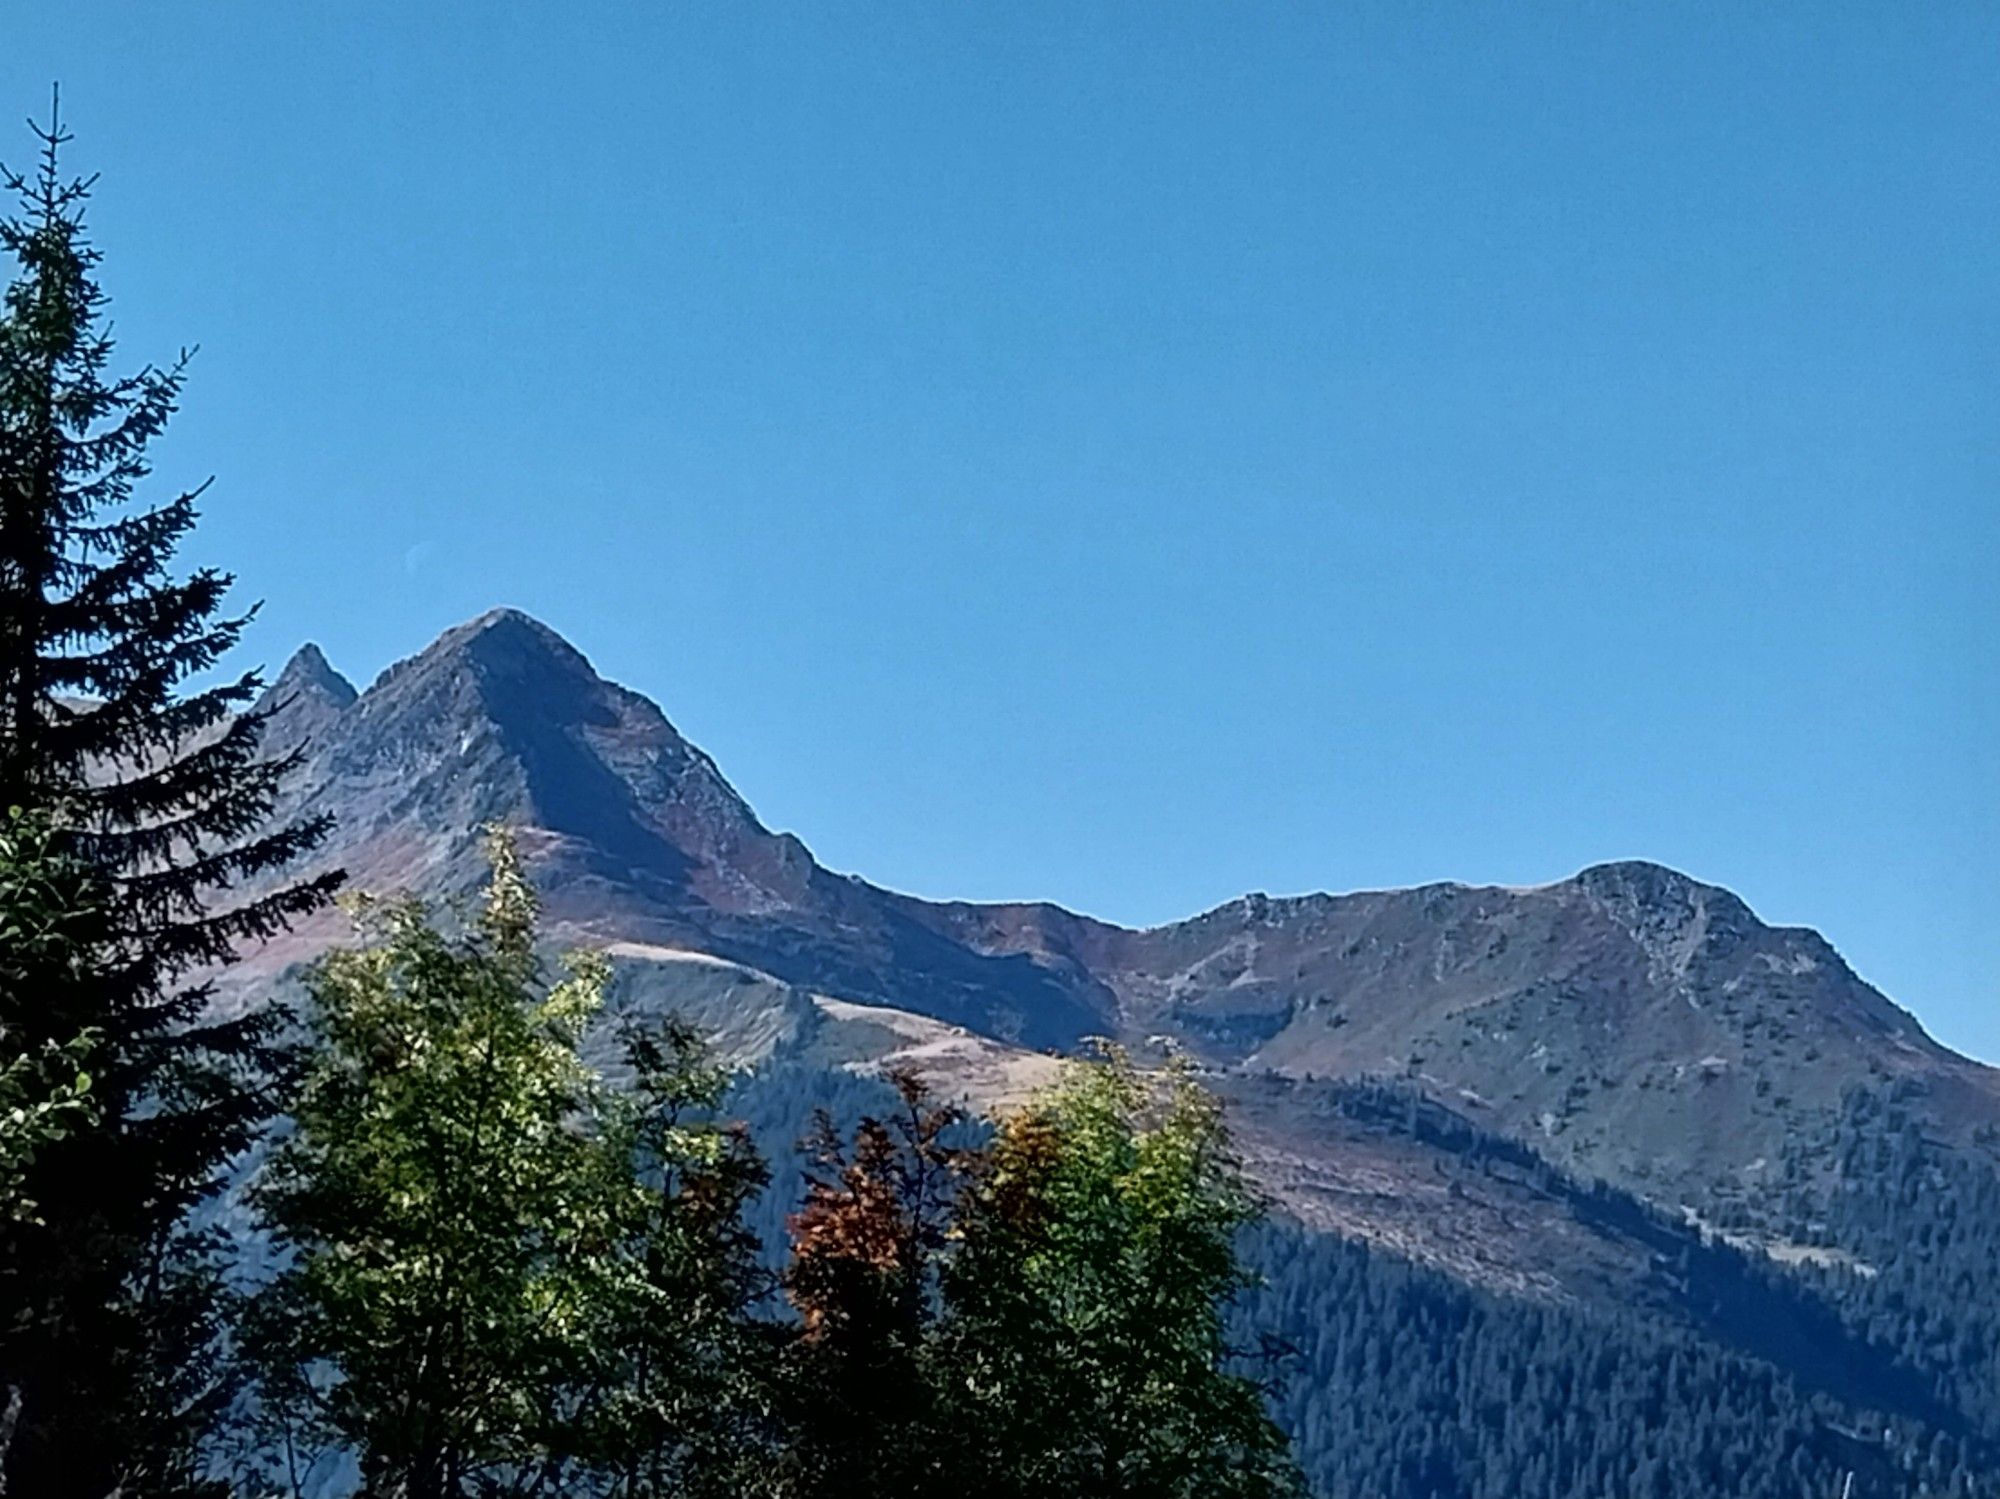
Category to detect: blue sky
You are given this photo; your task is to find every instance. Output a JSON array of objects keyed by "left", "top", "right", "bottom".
[{"left": 8, "top": 5, "right": 1996, "bottom": 1056}]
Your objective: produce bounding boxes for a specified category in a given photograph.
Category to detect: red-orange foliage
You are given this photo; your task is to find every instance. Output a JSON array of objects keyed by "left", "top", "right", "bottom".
[{"left": 783, "top": 1069, "right": 968, "bottom": 1340}]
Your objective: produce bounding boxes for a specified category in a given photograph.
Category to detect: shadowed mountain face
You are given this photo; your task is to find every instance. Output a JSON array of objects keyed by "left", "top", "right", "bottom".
[
  {"left": 248, "top": 609, "right": 2000, "bottom": 1215},
  {"left": 251, "top": 609, "right": 1108, "bottom": 1048}
]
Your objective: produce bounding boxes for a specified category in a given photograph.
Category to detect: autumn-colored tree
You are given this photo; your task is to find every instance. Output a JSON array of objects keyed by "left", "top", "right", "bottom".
[
  {"left": 778, "top": 1070, "right": 969, "bottom": 1499},
  {"left": 769, "top": 1055, "right": 1305, "bottom": 1496}
]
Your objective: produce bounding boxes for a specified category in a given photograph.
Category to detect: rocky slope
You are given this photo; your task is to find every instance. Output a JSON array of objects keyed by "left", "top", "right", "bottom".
[{"left": 239, "top": 608, "right": 2000, "bottom": 1255}]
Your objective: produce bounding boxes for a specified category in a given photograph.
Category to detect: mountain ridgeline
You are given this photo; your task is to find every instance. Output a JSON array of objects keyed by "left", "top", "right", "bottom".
[
  {"left": 248, "top": 608, "right": 1996, "bottom": 1206},
  {"left": 241, "top": 609, "right": 2000, "bottom": 1497}
]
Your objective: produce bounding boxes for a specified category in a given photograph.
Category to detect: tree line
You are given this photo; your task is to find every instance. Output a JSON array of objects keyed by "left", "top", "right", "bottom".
[
  {"left": 1223, "top": 1080, "right": 2000, "bottom": 1499},
  {"left": 240, "top": 831, "right": 1300, "bottom": 1499},
  {"left": 0, "top": 112, "right": 1305, "bottom": 1498}
]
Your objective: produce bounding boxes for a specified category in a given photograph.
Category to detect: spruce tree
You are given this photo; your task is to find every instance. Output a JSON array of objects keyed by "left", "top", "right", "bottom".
[{"left": 0, "top": 99, "right": 340, "bottom": 1496}]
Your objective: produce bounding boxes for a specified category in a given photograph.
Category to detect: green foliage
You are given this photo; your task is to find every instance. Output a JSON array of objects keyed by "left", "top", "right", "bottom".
[
  {"left": 0, "top": 102, "right": 338, "bottom": 1496},
  {"left": 3, "top": 787, "right": 242, "bottom": 1499},
  {"left": 0, "top": 806, "right": 97, "bottom": 1226},
  {"left": 572, "top": 1018, "right": 780, "bottom": 1498},
  {"left": 0, "top": 1032, "right": 91, "bottom": 1220},
  {"left": 769, "top": 1051, "right": 1304, "bottom": 1498},
  {"left": 248, "top": 831, "right": 774, "bottom": 1499},
  {"left": 249, "top": 829, "right": 609, "bottom": 1494},
  {"left": 941, "top": 1048, "right": 1305, "bottom": 1498}
]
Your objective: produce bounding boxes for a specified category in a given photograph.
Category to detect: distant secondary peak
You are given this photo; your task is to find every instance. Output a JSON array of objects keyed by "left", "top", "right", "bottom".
[
  {"left": 1571, "top": 859, "right": 1758, "bottom": 949},
  {"left": 272, "top": 641, "right": 358, "bottom": 708},
  {"left": 1571, "top": 860, "right": 1728, "bottom": 906},
  {"left": 1574, "top": 858, "right": 1692, "bottom": 889}
]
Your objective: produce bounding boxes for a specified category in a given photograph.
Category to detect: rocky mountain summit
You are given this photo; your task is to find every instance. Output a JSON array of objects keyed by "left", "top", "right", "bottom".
[{"left": 243, "top": 608, "right": 2000, "bottom": 1247}]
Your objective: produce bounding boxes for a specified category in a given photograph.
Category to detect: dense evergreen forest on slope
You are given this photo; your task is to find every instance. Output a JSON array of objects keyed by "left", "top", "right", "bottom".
[
  {"left": 1783, "top": 1092, "right": 2000, "bottom": 1455},
  {"left": 1236, "top": 1225, "right": 1964, "bottom": 1499},
  {"left": 726, "top": 1067, "right": 2000, "bottom": 1499},
  {"left": 1220, "top": 1079, "right": 2000, "bottom": 1499}
]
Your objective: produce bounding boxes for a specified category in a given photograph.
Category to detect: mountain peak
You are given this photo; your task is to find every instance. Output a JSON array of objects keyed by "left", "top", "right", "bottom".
[
  {"left": 369, "top": 607, "right": 597, "bottom": 697},
  {"left": 288, "top": 606, "right": 800, "bottom": 925},
  {"left": 435, "top": 606, "right": 590, "bottom": 670},
  {"left": 454, "top": 604, "right": 567, "bottom": 641}
]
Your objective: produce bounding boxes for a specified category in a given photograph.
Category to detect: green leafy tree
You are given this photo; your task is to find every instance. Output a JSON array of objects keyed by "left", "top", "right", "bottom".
[
  {"left": 579, "top": 1018, "right": 781, "bottom": 1499},
  {"left": 0, "top": 100, "right": 340, "bottom": 1495},
  {"left": 940, "top": 1048, "right": 1306, "bottom": 1498},
  {"left": 0, "top": 1037, "right": 91, "bottom": 1224},
  {"left": 249, "top": 831, "right": 775, "bottom": 1499},
  {"left": 0, "top": 804, "right": 98, "bottom": 1485},
  {"left": 247, "top": 831, "right": 612, "bottom": 1497}
]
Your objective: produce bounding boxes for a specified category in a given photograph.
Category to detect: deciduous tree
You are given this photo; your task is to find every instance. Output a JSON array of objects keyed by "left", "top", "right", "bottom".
[
  {"left": 778, "top": 1070, "right": 968, "bottom": 1499},
  {"left": 249, "top": 831, "right": 774, "bottom": 1499},
  {"left": 941, "top": 1049, "right": 1305, "bottom": 1498}
]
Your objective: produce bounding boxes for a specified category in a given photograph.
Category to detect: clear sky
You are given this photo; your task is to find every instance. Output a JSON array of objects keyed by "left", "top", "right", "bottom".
[{"left": 8, "top": 5, "right": 1996, "bottom": 1056}]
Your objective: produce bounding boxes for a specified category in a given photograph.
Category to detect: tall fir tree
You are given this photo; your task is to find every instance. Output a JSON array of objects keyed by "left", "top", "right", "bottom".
[{"left": 0, "top": 98, "right": 340, "bottom": 1496}]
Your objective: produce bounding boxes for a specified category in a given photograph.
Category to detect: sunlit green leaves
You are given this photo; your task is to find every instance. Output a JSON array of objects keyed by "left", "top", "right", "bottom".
[
  {"left": 939, "top": 1046, "right": 1304, "bottom": 1498},
  {"left": 247, "top": 829, "right": 774, "bottom": 1498},
  {"left": 0, "top": 806, "right": 100, "bottom": 1226}
]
